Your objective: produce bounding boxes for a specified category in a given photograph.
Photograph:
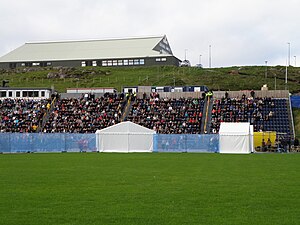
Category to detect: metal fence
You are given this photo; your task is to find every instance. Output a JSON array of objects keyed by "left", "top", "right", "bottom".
[
  {"left": 154, "top": 134, "right": 219, "bottom": 153},
  {"left": 0, "top": 133, "right": 219, "bottom": 153},
  {"left": 0, "top": 133, "right": 97, "bottom": 153}
]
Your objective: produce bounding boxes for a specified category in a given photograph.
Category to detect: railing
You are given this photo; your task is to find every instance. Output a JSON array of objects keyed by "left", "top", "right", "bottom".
[{"left": 0, "top": 133, "right": 219, "bottom": 153}]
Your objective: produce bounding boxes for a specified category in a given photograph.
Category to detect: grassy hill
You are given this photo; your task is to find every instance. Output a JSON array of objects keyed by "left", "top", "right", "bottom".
[{"left": 0, "top": 65, "right": 299, "bottom": 93}]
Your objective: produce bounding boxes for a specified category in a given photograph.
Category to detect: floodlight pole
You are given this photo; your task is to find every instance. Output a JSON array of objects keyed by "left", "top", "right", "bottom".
[
  {"left": 265, "top": 60, "right": 268, "bottom": 79},
  {"left": 294, "top": 56, "right": 297, "bottom": 67},
  {"left": 184, "top": 49, "right": 188, "bottom": 61},
  {"left": 287, "top": 42, "right": 291, "bottom": 66},
  {"left": 199, "top": 54, "right": 202, "bottom": 64},
  {"left": 209, "top": 45, "right": 212, "bottom": 68}
]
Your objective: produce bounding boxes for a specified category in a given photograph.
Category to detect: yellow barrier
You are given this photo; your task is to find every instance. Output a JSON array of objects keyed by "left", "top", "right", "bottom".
[{"left": 254, "top": 131, "right": 276, "bottom": 148}]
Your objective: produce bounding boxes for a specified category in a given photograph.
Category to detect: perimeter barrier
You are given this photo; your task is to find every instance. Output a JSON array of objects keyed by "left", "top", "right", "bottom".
[
  {"left": 154, "top": 134, "right": 219, "bottom": 153},
  {"left": 0, "top": 133, "right": 219, "bottom": 153},
  {"left": 0, "top": 133, "right": 97, "bottom": 153}
]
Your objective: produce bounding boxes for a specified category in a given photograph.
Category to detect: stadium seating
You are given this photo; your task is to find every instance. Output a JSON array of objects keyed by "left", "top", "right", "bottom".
[
  {"left": 210, "top": 97, "right": 291, "bottom": 136},
  {"left": 127, "top": 96, "right": 205, "bottom": 134},
  {"left": 43, "top": 94, "right": 125, "bottom": 133},
  {"left": 0, "top": 98, "right": 48, "bottom": 132}
]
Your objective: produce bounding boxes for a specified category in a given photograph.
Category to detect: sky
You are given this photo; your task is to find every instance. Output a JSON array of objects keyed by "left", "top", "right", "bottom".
[{"left": 0, "top": 0, "right": 299, "bottom": 67}]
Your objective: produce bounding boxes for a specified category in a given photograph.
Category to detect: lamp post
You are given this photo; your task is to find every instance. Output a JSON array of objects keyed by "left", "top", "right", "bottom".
[
  {"left": 285, "top": 42, "right": 290, "bottom": 89},
  {"left": 265, "top": 60, "right": 268, "bottom": 79},
  {"left": 287, "top": 42, "right": 291, "bottom": 66},
  {"left": 199, "top": 54, "right": 202, "bottom": 65},
  {"left": 294, "top": 56, "right": 297, "bottom": 67},
  {"left": 184, "top": 49, "right": 188, "bottom": 61},
  {"left": 209, "top": 45, "right": 212, "bottom": 68}
]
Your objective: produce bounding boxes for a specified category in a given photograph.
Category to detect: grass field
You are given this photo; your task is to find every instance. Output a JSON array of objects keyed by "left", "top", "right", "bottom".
[{"left": 0, "top": 153, "right": 299, "bottom": 225}]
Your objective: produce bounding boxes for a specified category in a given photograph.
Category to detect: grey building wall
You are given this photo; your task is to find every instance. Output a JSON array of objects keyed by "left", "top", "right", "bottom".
[{"left": 0, "top": 56, "right": 181, "bottom": 69}]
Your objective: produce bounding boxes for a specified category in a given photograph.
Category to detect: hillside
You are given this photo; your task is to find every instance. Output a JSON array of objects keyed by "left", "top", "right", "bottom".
[{"left": 0, "top": 65, "right": 299, "bottom": 93}]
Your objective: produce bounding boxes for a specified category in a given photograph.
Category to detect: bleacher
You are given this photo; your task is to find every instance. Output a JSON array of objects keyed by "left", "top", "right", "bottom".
[
  {"left": 127, "top": 96, "right": 205, "bottom": 134},
  {"left": 0, "top": 90, "right": 294, "bottom": 143},
  {"left": 210, "top": 97, "right": 292, "bottom": 137}
]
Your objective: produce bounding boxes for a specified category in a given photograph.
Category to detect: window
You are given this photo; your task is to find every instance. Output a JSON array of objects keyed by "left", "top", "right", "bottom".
[
  {"left": 161, "top": 58, "right": 167, "bottom": 61},
  {"left": 134, "top": 59, "right": 139, "bottom": 65},
  {"left": 107, "top": 60, "right": 113, "bottom": 66},
  {"left": 21, "top": 63, "right": 25, "bottom": 67},
  {"left": 81, "top": 61, "right": 86, "bottom": 67},
  {"left": 16, "top": 91, "right": 20, "bottom": 97},
  {"left": 46, "top": 62, "right": 52, "bottom": 66},
  {"left": 34, "top": 91, "right": 39, "bottom": 97},
  {"left": 22, "top": 91, "right": 27, "bottom": 97},
  {"left": 102, "top": 61, "right": 108, "bottom": 67},
  {"left": 118, "top": 60, "right": 123, "bottom": 66},
  {"left": 92, "top": 61, "right": 97, "bottom": 66},
  {"left": 123, "top": 60, "right": 129, "bottom": 66},
  {"left": 129, "top": 60, "right": 134, "bottom": 65},
  {"left": 0, "top": 91, "right": 6, "bottom": 97},
  {"left": 41, "top": 91, "right": 45, "bottom": 97},
  {"left": 140, "top": 59, "right": 145, "bottom": 65},
  {"left": 32, "top": 62, "right": 40, "bottom": 66},
  {"left": 156, "top": 58, "right": 161, "bottom": 62},
  {"left": 8, "top": 91, "right": 12, "bottom": 97},
  {"left": 113, "top": 60, "right": 118, "bottom": 66}
]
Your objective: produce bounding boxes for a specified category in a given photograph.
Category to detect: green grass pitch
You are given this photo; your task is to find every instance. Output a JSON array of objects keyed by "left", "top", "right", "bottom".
[{"left": 0, "top": 153, "right": 299, "bottom": 225}]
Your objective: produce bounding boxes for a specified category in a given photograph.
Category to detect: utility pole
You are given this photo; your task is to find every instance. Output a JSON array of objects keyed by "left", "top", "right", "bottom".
[
  {"left": 265, "top": 60, "right": 268, "bottom": 79},
  {"left": 209, "top": 45, "right": 212, "bottom": 68}
]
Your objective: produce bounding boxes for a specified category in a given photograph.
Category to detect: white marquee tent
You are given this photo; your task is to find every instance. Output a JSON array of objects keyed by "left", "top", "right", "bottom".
[
  {"left": 219, "top": 122, "right": 253, "bottom": 154},
  {"left": 96, "top": 121, "right": 156, "bottom": 153}
]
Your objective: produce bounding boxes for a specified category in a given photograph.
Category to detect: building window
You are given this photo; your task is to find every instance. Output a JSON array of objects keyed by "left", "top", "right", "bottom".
[
  {"left": 46, "top": 62, "right": 52, "bottom": 66},
  {"left": 81, "top": 61, "right": 86, "bottom": 67},
  {"left": 129, "top": 60, "right": 134, "bottom": 65},
  {"left": 118, "top": 60, "right": 123, "bottom": 66},
  {"left": 123, "top": 60, "right": 129, "bottom": 66},
  {"left": 156, "top": 58, "right": 161, "bottom": 62},
  {"left": 32, "top": 62, "right": 40, "bottom": 66},
  {"left": 112, "top": 60, "right": 118, "bottom": 66},
  {"left": 161, "top": 58, "right": 167, "bottom": 61},
  {"left": 34, "top": 91, "right": 39, "bottom": 97},
  {"left": 102, "top": 61, "right": 107, "bottom": 67},
  {"left": 107, "top": 60, "right": 113, "bottom": 66},
  {"left": 16, "top": 91, "right": 20, "bottom": 97},
  {"left": 0, "top": 91, "right": 6, "bottom": 97},
  {"left": 134, "top": 59, "right": 139, "bottom": 65},
  {"left": 140, "top": 59, "right": 145, "bottom": 65},
  {"left": 21, "top": 63, "right": 26, "bottom": 67},
  {"left": 92, "top": 61, "right": 97, "bottom": 67},
  {"left": 41, "top": 91, "right": 45, "bottom": 97},
  {"left": 8, "top": 91, "right": 12, "bottom": 97}
]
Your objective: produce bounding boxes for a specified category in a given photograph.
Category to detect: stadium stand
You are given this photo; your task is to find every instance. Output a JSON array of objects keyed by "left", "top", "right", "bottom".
[
  {"left": 0, "top": 98, "right": 49, "bottom": 132},
  {"left": 42, "top": 94, "right": 125, "bottom": 133},
  {"left": 210, "top": 96, "right": 291, "bottom": 136},
  {"left": 126, "top": 94, "right": 205, "bottom": 134}
]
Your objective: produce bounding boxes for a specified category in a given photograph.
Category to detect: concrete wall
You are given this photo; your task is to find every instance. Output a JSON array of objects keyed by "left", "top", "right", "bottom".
[{"left": 136, "top": 90, "right": 289, "bottom": 99}]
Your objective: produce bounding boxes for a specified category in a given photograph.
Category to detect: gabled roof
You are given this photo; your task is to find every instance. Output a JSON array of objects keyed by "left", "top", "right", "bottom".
[
  {"left": 96, "top": 121, "right": 156, "bottom": 134},
  {"left": 0, "top": 35, "right": 174, "bottom": 62}
]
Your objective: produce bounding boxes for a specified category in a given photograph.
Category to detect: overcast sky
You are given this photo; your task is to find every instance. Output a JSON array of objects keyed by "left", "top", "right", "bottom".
[{"left": 0, "top": 0, "right": 299, "bottom": 67}]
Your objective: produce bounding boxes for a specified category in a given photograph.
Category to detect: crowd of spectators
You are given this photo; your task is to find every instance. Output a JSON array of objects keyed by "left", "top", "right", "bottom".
[
  {"left": 0, "top": 98, "right": 49, "bottom": 132},
  {"left": 43, "top": 94, "right": 125, "bottom": 133},
  {"left": 0, "top": 91, "right": 292, "bottom": 138},
  {"left": 127, "top": 94, "right": 205, "bottom": 134},
  {"left": 210, "top": 94, "right": 288, "bottom": 134}
]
